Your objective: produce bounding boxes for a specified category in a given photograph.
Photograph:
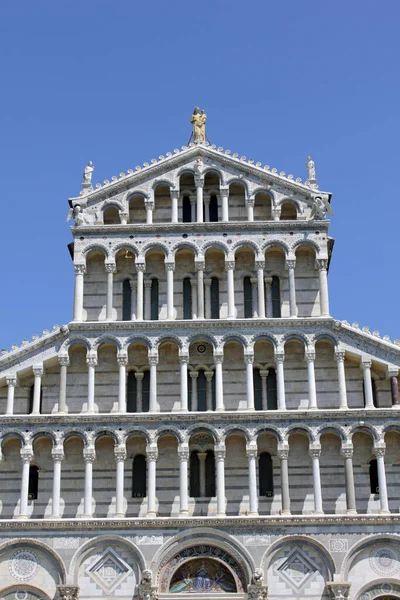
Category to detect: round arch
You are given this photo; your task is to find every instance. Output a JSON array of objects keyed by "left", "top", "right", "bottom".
[
  {"left": 0, "top": 585, "right": 51, "bottom": 600},
  {"left": 0, "top": 538, "right": 67, "bottom": 584},
  {"left": 341, "top": 534, "right": 400, "bottom": 580}
]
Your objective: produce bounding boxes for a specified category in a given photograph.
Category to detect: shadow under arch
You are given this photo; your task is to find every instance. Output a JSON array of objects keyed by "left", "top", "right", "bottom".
[{"left": 340, "top": 533, "right": 400, "bottom": 581}]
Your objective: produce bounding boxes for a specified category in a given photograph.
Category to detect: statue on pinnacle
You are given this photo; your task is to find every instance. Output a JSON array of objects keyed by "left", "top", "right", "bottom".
[{"left": 190, "top": 107, "right": 207, "bottom": 143}]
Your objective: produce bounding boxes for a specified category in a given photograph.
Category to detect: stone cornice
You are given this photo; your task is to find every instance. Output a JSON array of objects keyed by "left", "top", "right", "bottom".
[
  {"left": 71, "top": 220, "right": 329, "bottom": 236},
  {"left": 69, "top": 145, "right": 331, "bottom": 205},
  {"left": 0, "top": 514, "right": 397, "bottom": 531}
]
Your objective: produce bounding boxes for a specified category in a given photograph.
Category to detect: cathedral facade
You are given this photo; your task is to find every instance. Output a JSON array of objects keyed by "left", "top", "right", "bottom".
[{"left": 0, "top": 129, "right": 399, "bottom": 600}]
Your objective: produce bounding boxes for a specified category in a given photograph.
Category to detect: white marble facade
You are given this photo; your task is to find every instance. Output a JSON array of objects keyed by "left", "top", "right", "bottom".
[{"left": 0, "top": 142, "right": 399, "bottom": 600}]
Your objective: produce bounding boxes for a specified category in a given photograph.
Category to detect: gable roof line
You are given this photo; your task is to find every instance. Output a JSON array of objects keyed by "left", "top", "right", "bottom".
[{"left": 69, "top": 144, "right": 330, "bottom": 205}]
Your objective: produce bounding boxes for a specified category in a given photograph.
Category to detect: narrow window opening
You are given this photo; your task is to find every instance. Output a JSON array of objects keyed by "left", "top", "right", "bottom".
[
  {"left": 150, "top": 279, "right": 159, "bottom": 320},
  {"left": 197, "top": 370, "right": 207, "bottom": 411},
  {"left": 127, "top": 371, "right": 137, "bottom": 413},
  {"left": 205, "top": 450, "right": 216, "bottom": 496},
  {"left": 190, "top": 451, "right": 200, "bottom": 497},
  {"left": 182, "top": 196, "right": 192, "bottom": 223},
  {"left": 369, "top": 458, "right": 379, "bottom": 494},
  {"left": 209, "top": 195, "right": 218, "bottom": 222},
  {"left": 243, "top": 276, "right": 253, "bottom": 318},
  {"left": 28, "top": 465, "right": 39, "bottom": 500},
  {"left": 122, "top": 279, "right": 132, "bottom": 321},
  {"left": 259, "top": 452, "right": 274, "bottom": 497},
  {"left": 183, "top": 277, "right": 192, "bottom": 320},
  {"left": 142, "top": 370, "right": 150, "bottom": 413},
  {"left": 254, "top": 368, "right": 263, "bottom": 410},
  {"left": 267, "top": 369, "right": 278, "bottom": 410},
  {"left": 132, "top": 454, "right": 147, "bottom": 498},
  {"left": 211, "top": 277, "right": 220, "bottom": 319},
  {"left": 271, "top": 276, "right": 281, "bottom": 318}
]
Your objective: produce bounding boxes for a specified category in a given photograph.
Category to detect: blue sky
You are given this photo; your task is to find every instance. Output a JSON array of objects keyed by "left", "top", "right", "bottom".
[{"left": 0, "top": 1, "right": 399, "bottom": 349}]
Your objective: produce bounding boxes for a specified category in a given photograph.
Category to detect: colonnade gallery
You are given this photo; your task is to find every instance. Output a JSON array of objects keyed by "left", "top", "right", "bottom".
[{"left": 0, "top": 115, "right": 399, "bottom": 600}]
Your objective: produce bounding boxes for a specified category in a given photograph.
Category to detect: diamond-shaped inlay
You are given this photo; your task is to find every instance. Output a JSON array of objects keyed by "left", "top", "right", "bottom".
[
  {"left": 277, "top": 548, "right": 318, "bottom": 590},
  {"left": 87, "top": 547, "right": 132, "bottom": 593}
]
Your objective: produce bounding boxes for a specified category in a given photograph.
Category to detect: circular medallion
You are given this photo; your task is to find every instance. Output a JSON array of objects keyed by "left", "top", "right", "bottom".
[
  {"left": 9, "top": 550, "right": 39, "bottom": 581},
  {"left": 369, "top": 545, "right": 400, "bottom": 576},
  {"left": 197, "top": 344, "right": 206, "bottom": 354},
  {"left": 15, "top": 593, "right": 28, "bottom": 600},
  {"left": 330, "top": 539, "right": 347, "bottom": 552}
]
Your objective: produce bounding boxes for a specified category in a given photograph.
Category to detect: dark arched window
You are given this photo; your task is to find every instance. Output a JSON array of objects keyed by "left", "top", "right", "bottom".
[
  {"left": 209, "top": 195, "right": 218, "bottom": 222},
  {"left": 122, "top": 279, "right": 132, "bottom": 321},
  {"left": 127, "top": 371, "right": 137, "bottom": 413},
  {"left": 150, "top": 279, "right": 159, "bottom": 320},
  {"left": 259, "top": 452, "right": 274, "bottom": 497},
  {"left": 190, "top": 451, "right": 200, "bottom": 497},
  {"left": 183, "top": 277, "right": 192, "bottom": 320},
  {"left": 28, "top": 465, "right": 39, "bottom": 500},
  {"left": 197, "top": 370, "right": 207, "bottom": 412},
  {"left": 267, "top": 369, "right": 278, "bottom": 410},
  {"left": 243, "top": 276, "right": 253, "bottom": 318},
  {"left": 369, "top": 458, "right": 379, "bottom": 494},
  {"left": 28, "top": 385, "right": 43, "bottom": 415},
  {"left": 205, "top": 450, "right": 216, "bottom": 496},
  {"left": 142, "top": 370, "right": 150, "bottom": 413},
  {"left": 254, "top": 368, "right": 263, "bottom": 410},
  {"left": 182, "top": 196, "right": 192, "bottom": 223},
  {"left": 211, "top": 277, "right": 220, "bottom": 319},
  {"left": 271, "top": 276, "right": 281, "bottom": 318},
  {"left": 132, "top": 454, "right": 147, "bottom": 498},
  {"left": 363, "top": 377, "right": 378, "bottom": 407}
]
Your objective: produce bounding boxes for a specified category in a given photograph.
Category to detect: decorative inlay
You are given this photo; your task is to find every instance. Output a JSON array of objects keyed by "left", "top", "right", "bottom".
[
  {"left": 1, "top": 592, "right": 44, "bottom": 600},
  {"left": 87, "top": 546, "right": 131, "bottom": 593},
  {"left": 244, "top": 535, "right": 271, "bottom": 546},
  {"left": 329, "top": 539, "right": 348, "bottom": 553},
  {"left": 360, "top": 582, "right": 400, "bottom": 600},
  {"left": 277, "top": 548, "right": 318, "bottom": 590},
  {"left": 136, "top": 534, "right": 163, "bottom": 545},
  {"left": 9, "top": 550, "right": 39, "bottom": 581},
  {"left": 369, "top": 544, "right": 400, "bottom": 576}
]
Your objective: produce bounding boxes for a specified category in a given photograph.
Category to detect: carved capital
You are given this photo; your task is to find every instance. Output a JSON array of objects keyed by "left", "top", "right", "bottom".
[
  {"left": 165, "top": 261, "right": 175, "bottom": 272},
  {"left": 247, "top": 584, "right": 268, "bottom": 600},
  {"left": 277, "top": 444, "right": 289, "bottom": 460},
  {"left": 117, "top": 354, "right": 128, "bottom": 367},
  {"left": 246, "top": 197, "right": 255, "bottom": 207},
  {"left": 195, "top": 260, "right": 205, "bottom": 272},
  {"left": 214, "top": 353, "right": 224, "bottom": 365},
  {"left": 361, "top": 358, "right": 372, "bottom": 370},
  {"left": 215, "top": 443, "right": 226, "bottom": 461},
  {"left": 83, "top": 448, "right": 96, "bottom": 464},
  {"left": 52, "top": 446, "right": 65, "bottom": 462},
  {"left": 74, "top": 264, "right": 86, "bottom": 276},
  {"left": 86, "top": 354, "right": 98, "bottom": 367},
  {"left": 105, "top": 262, "right": 117, "bottom": 274},
  {"left": 56, "top": 586, "right": 80, "bottom": 600},
  {"left": 244, "top": 353, "right": 254, "bottom": 365},
  {"left": 271, "top": 207, "right": 281, "bottom": 218},
  {"left": 178, "top": 444, "right": 190, "bottom": 462},
  {"left": 135, "top": 372, "right": 144, "bottom": 381},
  {"left": 255, "top": 260, "right": 265, "bottom": 270},
  {"left": 146, "top": 445, "right": 158, "bottom": 461},
  {"left": 194, "top": 175, "right": 204, "bottom": 188},
  {"left": 148, "top": 354, "right": 158, "bottom": 367},
  {"left": 373, "top": 443, "right": 386, "bottom": 457},
  {"left": 316, "top": 258, "right": 329, "bottom": 271},
  {"left": 6, "top": 376, "right": 17, "bottom": 387},
  {"left": 137, "top": 583, "right": 158, "bottom": 600},
  {"left": 225, "top": 260, "right": 235, "bottom": 271},
  {"left": 189, "top": 371, "right": 199, "bottom": 379},
  {"left": 204, "top": 370, "right": 214, "bottom": 381},
  {"left": 179, "top": 354, "right": 189, "bottom": 365},
  {"left": 264, "top": 277, "right": 272, "bottom": 287},
  {"left": 144, "top": 279, "right": 153, "bottom": 289},
  {"left": 309, "top": 444, "right": 321, "bottom": 459},
  {"left": 144, "top": 199, "right": 155, "bottom": 210},
  {"left": 114, "top": 444, "right": 127, "bottom": 462},
  {"left": 136, "top": 262, "right": 146, "bottom": 273},
  {"left": 305, "top": 351, "right": 316, "bottom": 363},
  {"left": 33, "top": 364, "right": 44, "bottom": 378},
  {"left": 286, "top": 259, "right": 296, "bottom": 270},
  {"left": 387, "top": 366, "right": 399, "bottom": 378},
  {"left": 340, "top": 444, "right": 354, "bottom": 459},
  {"left": 335, "top": 350, "right": 346, "bottom": 363},
  {"left": 246, "top": 443, "right": 258, "bottom": 459},
  {"left": 326, "top": 582, "right": 351, "bottom": 600},
  {"left": 274, "top": 352, "right": 285, "bottom": 364},
  {"left": 20, "top": 446, "right": 34, "bottom": 464},
  {"left": 58, "top": 355, "right": 70, "bottom": 367}
]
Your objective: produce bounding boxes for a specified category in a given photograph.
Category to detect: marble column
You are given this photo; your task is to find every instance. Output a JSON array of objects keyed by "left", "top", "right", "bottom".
[
  {"left": 214, "top": 353, "right": 224, "bottom": 411},
  {"left": 190, "top": 278, "right": 198, "bottom": 319},
  {"left": 260, "top": 370, "right": 268, "bottom": 410},
  {"left": 136, "top": 263, "right": 145, "bottom": 321},
  {"left": 316, "top": 259, "right": 330, "bottom": 316},
  {"left": 221, "top": 187, "right": 229, "bottom": 222},
  {"left": 32, "top": 364, "right": 43, "bottom": 415},
  {"left": 246, "top": 443, "right": 258, "bottom": 516},
  {"left": 146, "top": 444, "right": 158, "bottom": 517},
  {"left": 245, "top": 353, "right": 255, "bottom": 410},
  {"left": 171, "top": 188, "right": 179, "bottom": 223},
  {"left": 105, "top": 263, "right": 116, "bottom": 321},
  {"left": 149, "top": 354, "right": 158, "bottom": 412},
  {"left": 286, "top": 260, "right": 297, "bottom": 317},
  {"left": 275, "top": 352, "right": 286, "bottom": 410},
  {"left": 83, "top": 447, "right": 96, "bottom": 517},
  {"left": 190, "top": 198, "right": 196, "bottom": 222},
  {"left": 278, "top": 445, "right": 291, "bottom": 515},
  {"left": 190, "top": 371, "right": 198, "bottom": 411},
  {"left": 51, "top": 445, "right": 64, "bottom": 518},
  {"left": 309, "top": 444, "right": 323, "bottom": 514},
  {"left": 326, "top": 582, "right": 351, "bottom": 600},
  {"left": 335, "top": 350, "right": 348, "bottom": 409},
  {"left": 247, "top": 197, "right": 255, "bottom": 222},
  {"left": 250, "top": 278, "right": 258, "bottom": 318},
  {"left": 145, "top": 199, "right": 154, "bottom": 224},
  {"left": 272, "top": 206, "right": 281, "bottom": 222},
  {"left": 135, "top": 372, "right": 144, "bottom": 413},
  {"left": 86, "top": 354, "right": 97, "bottom": 414},
  {"left": 388, "top": 367, "right": 400, "bottom": 407},
  {"left": 144, "top": 280, "right": 152, "bottom": 321},
  {"left": 165, "top": 261, "right": 175, "bottom": 320},
  {"left": 374, "top": 444, "right": 390, "bottom": 514},
  {"left": 198, "top": 452, "right": 207, "bottom": 497},
  {"left": 178, "top": 445, "right": 189, "bottom": 516},
  {"left": 179, "top": 355, "right": 189, "bottom": 411},
  {"left": 215, "top": 444, "right": 226, "bottom": 517},
  {"left": 58, "top": 356, "right": 69, "bottom": 414},
  {"left": 6, "top": 375, "right": 17, "bottom": 416},
  {"left": 205, "top": 371, "right": 214, "bottom": 411},
  {"left": 305, "top": 351, "right": 317, "bottom": 409},
  {"left": 129, "top": 280, "right": 137, "bottom": 320},
  {"left": 196, "top": 261, "right": 205, "bottom": 320},
  {"left": 204, "top": 278, "right": 211, "bottom": 319},
  {"left": 204, "top": 196, "right": 210, "bottom": 222},
  {"left": 361, "top": 359, "right": 374, "bottom": 408},
  {"left": 195, "top": 176, "right": 204, "bottom": 223},
  {"left": 73, "top": 264, "right": 85, "bottom": 322},
  {"left": 19, "top": 446, "right": 33, "bottom": 519},
  {"left": 256, "top": 261, "right": 266, "bottom": 319},
  {"left": 341, "top": 444, "right": 357, "bottom": 514},
  {"left": 117, "top": 354, "right": 128, "bottom": 413},
  {"left": 114, "top": 444, "right": 127, "bottom": 518},
  {"left": 265, "top": 277, "right": 273, "bottom": 317},
  {"left": 226, "top": 260, "right": 236, "bottom": 319}
]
